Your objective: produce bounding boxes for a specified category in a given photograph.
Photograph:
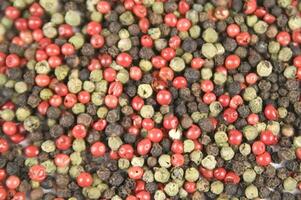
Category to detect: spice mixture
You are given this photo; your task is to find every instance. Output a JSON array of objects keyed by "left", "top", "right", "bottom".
[{"left": 0, "top": 0, "right": 301, "bottom": 199}]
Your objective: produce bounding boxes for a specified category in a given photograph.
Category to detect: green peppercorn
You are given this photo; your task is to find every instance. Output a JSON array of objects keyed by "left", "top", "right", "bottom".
[
  {"left": 201, "top": 155, "right": 217, "bottom": 170},
  {"left": 184, "top": 139, "right": 195, "bottom": 153},
  {"left": 24, "top": 116, "right": 40, "bottom": 132},
  {"left": 268, "top": 41, "right": 280, "bottom": 54},
  {"left": 201, "top": 43, "right": 217, "bottom": 59},
  {"left": 243, "top": 125, "right": 259, "bottom": 141},
  {"left": 70, "top": 152, "right": 83, "bottom": 166},
  {"left": 189, "top": 25, "right": 201, "bottom": 39},
  {"left": 170, "top": 57, "right": 186, "bottom": 72},
  {"left": 69, "top": 165, "right": 84, "bottom": 178},
  {"left": 288, "top": 15, "right": 301, "bottom": 30},
  {"left": 72, "top": 139, "right": 86, "bottom": 152},
  {"left": 202, "top": 28, "right": 218, "bottom": 43},
  {"left": 154, "top": 190, "right": 166, "bottom": 200},
  {"left": 35, "top": 61, "right": 50, "bottom": 74},
  {"left": 72, "top": 103, "right": 85, "bottom": 114},
  {"left": 118, "top": 158, "right": 130, "bottom": 169},
  {"left": 243, "top": 169, "right": 256, "bottom": 183},
  {"left": 139, "top": 60, "right": 153, "bottom": 72},
  {"left": 210, "top": 181, "right": 224, "bottom": 195},
  {"left": 185, "top": 167, "right": 199, "bottom": 182},
  {"left": 43, "top": 23, "right": 57, "bottom": 38},
  {"left": 249, "top": 97, "right": 263, "bottom": 113},
  {"left": 140, "top": 105, "right": 155, "bottom": 118},
  {"left": 243, "top": 87, "right": 257, "bottom": 101},
  {"left": 283, "top": 66, "right": 296, "bottom": 79},
  {"left": 214, "top": 131, "right": 228, "bottom": 146},
  {"left": 41, "top": 140, "right": 55, "bottom": 153},
  {"left": 164, "top": 182, "right": 179, "bottom": 197},
  {"left": 239, "top": 143, "right": 251, "bottom": 156},
  {"left": 68, "top": 78, "right": 83, "bottom": 94},
  {"left": 190, "top": 150, "right": 203, "bottom": 165},
  {"left": 256, "top": 61, "right": 273, "bottom": 77},
  {"left": 253, "top": 21, "right": 268, "bottom": 34},
  {"left": 220, "top": 146, "right": 235, "bottom": 161},
  {"left": 116, "top": 69, "right": 129, "bottom": 83},
  {"left": 16, "top": 107, "right": 31, "bottom": 121},
  {"left": 41, "top": 160, "right": 56, "bottom": 174},
  {"left": 14, "top": 81, "right": 28, "bottom": 93},
  {"left": 201, "top": 68, "right": 213, "bottom": 80},
  {"left": 197, "top": 178, "right": 210, "bottom": 192},
  {"left": 154, "top": 167, "right": 170, "bottom": 183},
  {"left": 40, "top": 0, "right": 59, "bottom": 13},
  {"left": 69, "top": 33, "right": 85, "bottom": 49},
  {"left": 131, "top": 156, "right": 145, "bottom": 167},
  {"left": 245, "top": 184, "right": 258, "bottom": 199},
  {"left": 158, "top": 154, "right": 171, "bottom": 168},
  {"left": 142, "top": 170, "right": 154, "bottom": 183},
  {"left": 278, "top": 47, "right": 293, "bottom": 62},
  {"left": 65, "top": 10, "right": 81, "bottom": 26},
  {"left": 119, "top": 11, "right": 135, "bottom": 26}
]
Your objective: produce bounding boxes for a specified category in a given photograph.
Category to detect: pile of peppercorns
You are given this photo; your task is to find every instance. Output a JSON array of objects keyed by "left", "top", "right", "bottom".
[{"left": 0, "top": 0, "right": 301, "bottom": 199}]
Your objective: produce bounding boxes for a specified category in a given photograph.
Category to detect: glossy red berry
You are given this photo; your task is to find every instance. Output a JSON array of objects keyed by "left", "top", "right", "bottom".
[
  {"left": 24, "top": 145, "right": 39, "bottom": 157},
  {"left": 77, "top": 172, "right": 93, "bottom": 187},
  {"left": 6, "top": 175, "right": 20, "bottom": 189},
  {"left": 256, "top": 151, "right": 271, "bottom": 166},
  {"left": 264, "top": 104, "right": 278, "bottom": 121},
  {"left": 2, "top": 121, "right": 17, "bottom": 136},
  {"left": 260, "top": 130, "right": 277, "bottom": 145},
  {"left": 137, "top": 138, "right": 152, "bottom": 156},
  {"left": 228, "top": 129, "right": 242, "bottom": 145},
  {"left": 225, "top": 54, "right": 240, "bottom": 70},
  {"left": 28, "top": 165, "right": 47, "bottom": 182},
  {"left": 118, "top": 144, "right": 134, "bottom": 159},
  {"left": 156, "top": 90, "right": 172, "bottom": 105},
  {"left": 147, "top": 128, "right": 163, "bottom": 143},
  {"left": 72, "top": 124, "right": 87, "bottom": 139},
  {"left": 252, "top": 141, "right": 266, "bottom": 155},
  {"left": 97, "top": 1, "right": 111, "bottom": 14},
  {"left": 223, "top": 108, "right": 238, "bottom": 123},
  {"left": 213, "top": 167, "right": 227, "bottom": 181},
  {"left": 128, "top": 166, "right": 144, "bottom": 180},
  {"left": 90, "top": 142, "right": 106, "bottom": 157},
  {"left": 226, "top": 24, "right": 240, "bottom": 37},
  {"left": 185, "top": 124, "right": 201, "bottom": 140}
]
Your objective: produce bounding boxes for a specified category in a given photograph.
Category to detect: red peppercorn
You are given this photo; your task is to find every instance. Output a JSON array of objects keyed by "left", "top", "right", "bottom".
[
  {"left": 191, "top": 57, "right": 205, "bottom": 69},
  {"left": 247, "top": 113, "right": 259, "bottom": 125},
  {"left": 130, "top": 66, "right": 142, "bottom": 81},
  {"left": 55, "top": 135, "right": 72, "bottom": 150},
  {"left": 245, "top": 73, "right": 258, "bottom": 85},
  {"left": 90, "top": 142, "right": 106, "bottom": 157},
  {"left": 151, "top": 56, "right": 166, "bottom": 69},
  {"left": 176, "top": 18, "right": 191, "bottom": 32},
  {"left": 28, "top": 165, "right": 47, "bottom": 182},
  {"left": 13, "top": 192, "right": 26, "bottom": 200},
  {"left": 218, "top": 94, "right": 230, "bottom": 107},
  {"left": 252, "top": 141, "right": 266, "bottom": 155},
  {"left": 103, "top": 68, "right": 117, "bottom": 82},
  {"left": 164, "top": 13, "right": 177, "bottom": 27},
  {"left": 54, "top": 154, "right": 70, "bottom": 167},
  {"left": 161, "top": 47, "right": 176, "bottom": 61},
  {"left": 224, "top": 171, "right": 240, "bottom": 184},
  {"left": 172, "top": 76, "right": 187, "bottom": 89},
  {"left": 264, "top": 104, "right": 278, "bottom": 121},
  {"left": 294, "top": 55, "right": 301, "bottom": 68},
  {"left": 126, "top": 195, "right": 138, "bottom": 200},
  {"left": 178, "top": 0, "right": 189, "bottom": 13},
  {"left": 140, "top": 35, "right": 153, "bottom": 48},
  {"left": 163, "top": 114, "right": 178, "bottom": 130},
  {"left": 5, "top": 6, "right": 20, "bottom": 20},
  {"left": 92, "top": 119, "right": 107, "bottom": 131},
  {"left": 276, "top": 31, "right": 291, "bottom": 46},
  {"left": 199, "top": 167, "right": 213, "bottom": 180},
  {"left": 171, "top": 153, "right": 185, "bottom": 167},
  {"left": 138, "top": 18, "right": 150, "bottom": 33},
  {"left": 225, "top": 54, "right": 241, "bottom": 70},
  {"left": 90, "top": 34, "right": 105, "bottom": 48},
  {"left": 24, "top": 145, "right": 39, "bottom": 158},
  {"left": 256, "top": 151, "right": 271, "bottom": 166},
  {"left": 142, "top": 118, "right": 154, "bottom": 130},
  {"left": 244, "top": 0, "right": 257, "bottom": 14},
  {"left": 77, "top": 172, "right": 93, "bottom": 187},
  {"left": 185, "top": 124, "right": 201, "bottom": 140},
  {"left": 116, "top": 53, "right": 132, "bottom": 67},
  {"left": 263, "top": 13, "right": 276, "bottom": 24},
  {"left": 137, "top": 138, "right": 152, "bottom": 156},
  {"left": 260, "top": 130, "right": 278, "bottom": 145},
  {"left": 15, "top": 18, "right": 28, "bottom": 31},
  {"left": 108, "top": 81, "right": 123, "bottom": 97},
  {"left": 28, "top": 16, "right": 42, "bottom": 30},
  {"left": 128, "top": 166, "right": 144, "bottom": 180},
  {"left": 201, "top": 80, "right": 214, "bottom": 92},
  {"left": 64, "top": 93, "right": 77, "bottom": 108},
  {"left": 60, "top": 43, "right": 74, "bottom": 56},
  {"left": 97, "top": 1, "right": 111, "bottom": 14},
  {"left": 2, "top": 121, "right": 17, "bottom": 136},
  {"left": 6, "top": 175, "right": 20, "bottom": 189},
  {"left": 133, "top": 4, "right": 147, "bottom": 18},
  {"left": 131, "top": 96, "right": 144, "bottom": 111},
  {"left": 254, "top": 7, "right": 266, "bottom": 18},
  {"left": 118, "top": 144, "right": 134, "bottom": 159},
  {"left": 77, "top": 91, "right": 91, "bottom": 104},
  {"left": 226, "top": 24, "right": 240, "bottom": 38},
  {"left": 292, "top": 29, "right": 301, "bottom": 44},
  {"left": 147, "top": 128, "right": 163, "bottom": 143},
  {"left": 184, "top": 182, "right": 196, "bottom": 193},
  {"left": 223, "top": 108, "right": 238, "bottom": 123},
  {"left": 86, "top": 21, "right": 102, "bottom": 36},
  {"left": 296, "top": 148, "right": 301, "bottom": 160},
  {"left": 104, "top": 95, "right": 118, "bottom": 109},
  {"left": 6, "top": 54, "right": 21, "bottom": 68},
  {"left": 0, "top": 188, "right": 7, "bottom": 200},
  {"left": 169, "top": 35, "right": 181, "bottom": 49},
  {"left": 0, "top": 169, "right": 6, "bottom": 181},
  {"left": 136, "top": 191, "right": 150, "bottom": 200},
  {"left": 156, "top": 90, "right": 172, "bottom": 106},
  {"left": 171, "top": 140, "right": 184, "bottom": 154},
  {"left": 228, "top": 129, "right": 242, "bottom": 145},
  {"left": 213, "top": 167, "right": 227, "bottom": 181},
  {"left": 229, "top": 95, "right": 243, "bottom": 109},
  {"left": 72, "top": 124, "right": 87, "bottom": 139},
  {"left": 203, "top": 92, "right": 216, "bottom": 104},
  {"left": 236, "top": 32, "right": 251, "bottom": 46},
  {"left": 29, "top": 3, "right": 44, "bottom": 17},
  {"left": 49, "top": 95, "right": 62, "bottom": 107},
  {"left": 58, "top": 24, "right": 74, "bottom": 38}
]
